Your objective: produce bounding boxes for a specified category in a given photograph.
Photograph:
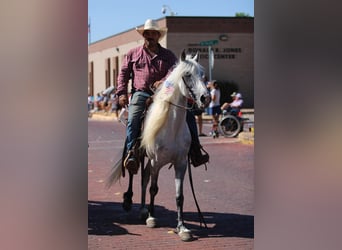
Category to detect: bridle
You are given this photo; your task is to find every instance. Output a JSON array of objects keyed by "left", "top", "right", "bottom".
[{"left": 166, "top": 75, "right": 199, "bottom": 110}]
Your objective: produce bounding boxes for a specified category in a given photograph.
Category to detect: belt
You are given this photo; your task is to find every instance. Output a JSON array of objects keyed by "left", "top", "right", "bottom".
[{"left": 135, "top": 89, "right": 154, "bottom": 96}]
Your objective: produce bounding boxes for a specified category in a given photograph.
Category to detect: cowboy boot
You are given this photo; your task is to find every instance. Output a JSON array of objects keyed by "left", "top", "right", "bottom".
[
  {"left": 190, "top": 142, "right": 209, "bottom": 167},
  {"left": 123, "top": 149, "right": 139, "bottom": 174}
]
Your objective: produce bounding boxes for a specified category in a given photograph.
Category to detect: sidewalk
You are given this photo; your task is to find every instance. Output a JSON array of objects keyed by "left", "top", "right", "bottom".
[{"left": 88, "top": 109, "right": 254, "bottom": 144}]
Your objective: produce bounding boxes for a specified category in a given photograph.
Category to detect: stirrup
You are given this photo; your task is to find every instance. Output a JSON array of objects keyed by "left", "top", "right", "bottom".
[
  {"left": 123, "top": 150, "right": 139, "bottom": 174},
  {"left": 190, "top": 147, "right": 209, "bottom": 168}
]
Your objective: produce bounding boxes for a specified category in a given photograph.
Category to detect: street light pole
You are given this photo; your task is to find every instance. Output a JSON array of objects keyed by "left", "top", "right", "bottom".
[
  {"left": 88, "top": 17, "right": 91, "bottom": 45},
  {"left": 199, "top": 39, "right": 217, "bottom": 81},
  {"left": 208, "top": 46, "right": 215, "bottom": 81},
  {"left": 208, "top": 46, "right": 212, "bottom": 81},
  {"left": 161, "top": 5, "right": 177, "bottom": 16}
]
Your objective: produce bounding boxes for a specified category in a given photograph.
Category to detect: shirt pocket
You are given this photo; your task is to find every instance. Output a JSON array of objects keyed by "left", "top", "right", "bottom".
[
  {"left": 153, "top": 59, "right": 169, "bottom": 75},
  {"left": 134, "top": 59, "right": 147, "bottom": 70}
]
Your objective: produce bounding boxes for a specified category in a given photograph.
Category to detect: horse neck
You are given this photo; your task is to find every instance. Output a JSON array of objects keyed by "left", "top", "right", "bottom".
[{"left": 167, "top": 86, "right": 188, "bottom": 128}]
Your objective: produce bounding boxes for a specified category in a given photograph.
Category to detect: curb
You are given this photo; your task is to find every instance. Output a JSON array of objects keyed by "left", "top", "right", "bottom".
[
  {"left": 238, "top": 131, "right": 254, "bottom": 145},
  {"left": 88, "top": 112, "right": 117, "bottom": 121}
]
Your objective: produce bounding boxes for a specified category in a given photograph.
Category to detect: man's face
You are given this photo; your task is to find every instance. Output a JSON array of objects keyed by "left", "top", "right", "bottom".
[{"left": 143, "top": 30, "right": 160, "bottom": 46}]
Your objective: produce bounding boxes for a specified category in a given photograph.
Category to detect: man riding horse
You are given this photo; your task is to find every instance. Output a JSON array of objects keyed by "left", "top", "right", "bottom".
[{"left": 115, "top": 19, "right": 209, "bottom": 174}]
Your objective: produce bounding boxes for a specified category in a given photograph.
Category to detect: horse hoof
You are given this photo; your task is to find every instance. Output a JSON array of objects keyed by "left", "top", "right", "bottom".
[
  {"left": 122, "top": 201, "right": 132, "bottom": 211},
  {"left": 122, "top": 192, "right": 133, "bottom": 211},
  {"left": 178, "top": 229, "right": 193, "bottom": 241},
  {"left": 146, "top": 217, "right": 157, "bottom": 228},
  {"left": 139, "top": 208, "right": 149, "bottom": 221}
]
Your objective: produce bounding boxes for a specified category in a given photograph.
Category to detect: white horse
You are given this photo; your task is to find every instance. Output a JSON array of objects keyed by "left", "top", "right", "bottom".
[{"left": 107, "top": 51, "right": 210, "bottom": 241}]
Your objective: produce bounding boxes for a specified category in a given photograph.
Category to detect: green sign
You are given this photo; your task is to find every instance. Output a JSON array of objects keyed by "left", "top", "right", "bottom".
[{"left": 199, "top": 40, "right": 218, "bottom": 46}]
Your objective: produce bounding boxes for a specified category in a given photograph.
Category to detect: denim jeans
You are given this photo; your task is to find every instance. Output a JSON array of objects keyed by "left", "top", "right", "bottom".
[
  {"left": 126, "top": 91, "right": 151, "bottom": 151},
  {"left": 125, "top": 91, "right": 199, "bottom": 153}
]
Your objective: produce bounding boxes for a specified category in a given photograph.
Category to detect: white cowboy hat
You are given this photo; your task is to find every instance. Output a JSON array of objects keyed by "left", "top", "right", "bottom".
[
  {"left": 136, "top": 19, "right": 168, "bottom": 39},
  {"left": 231, "top": 92, "right": 242, "bottom": 98}
]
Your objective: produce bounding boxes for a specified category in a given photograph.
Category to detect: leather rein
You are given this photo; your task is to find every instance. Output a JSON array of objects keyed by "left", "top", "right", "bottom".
[{"left": 166, "top": 76, "right": 197, "bottom": 110}]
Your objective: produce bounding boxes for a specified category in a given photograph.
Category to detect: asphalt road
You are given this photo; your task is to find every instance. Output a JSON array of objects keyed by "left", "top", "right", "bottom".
[{"left": 88, "top": 118, "right": 254, "bottom": 249}]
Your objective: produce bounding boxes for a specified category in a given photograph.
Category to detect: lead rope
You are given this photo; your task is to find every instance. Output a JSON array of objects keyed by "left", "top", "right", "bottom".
[{"left": 187, "top": 156, "right": 208, "bottom": 229}]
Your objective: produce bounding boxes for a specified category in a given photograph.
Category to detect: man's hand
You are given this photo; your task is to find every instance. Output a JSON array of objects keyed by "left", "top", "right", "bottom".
[{"left": 118, "top": 95, "right": 128, "bottom": 107}]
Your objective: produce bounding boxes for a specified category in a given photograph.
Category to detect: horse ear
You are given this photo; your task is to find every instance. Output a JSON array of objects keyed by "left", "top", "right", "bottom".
[
  {"left": 180, "top": 50, "right": 186, "bottom": 61},
  {"left": 193, "top": 51, "right": 199, "bottom": 62}
]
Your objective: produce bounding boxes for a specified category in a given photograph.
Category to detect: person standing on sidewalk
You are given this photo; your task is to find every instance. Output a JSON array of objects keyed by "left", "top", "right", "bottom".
[
  {"left": 115, "top": 19, "right": 209, "bottom": 173},
  {"left": 193, "top": 75, "right": 209, "bottom": 137},
  {"left": 208, "top": 81, "right": 221, "bottom": 137}
]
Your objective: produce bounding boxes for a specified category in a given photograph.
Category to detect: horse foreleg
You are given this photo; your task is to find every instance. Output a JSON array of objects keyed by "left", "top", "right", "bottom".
[
  {"left": 146, "top": 166, "right": 160, "bottom": 228},
  {"left": 175, "top": 178, "right": 184, "bottom": 228},
  {"left": 122, "top": 172, "right": 134, "bottom": 211},
  {"left": 140, "top": 160, "right": 151, "bottom": 220},
  {"left": 175, "top": 167, "right": 193, "bottom": 241}
]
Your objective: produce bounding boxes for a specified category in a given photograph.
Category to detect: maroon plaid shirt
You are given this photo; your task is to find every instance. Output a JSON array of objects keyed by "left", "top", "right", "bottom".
[{"left": 116, "top": 45, "right": 178, "bottom": 96}]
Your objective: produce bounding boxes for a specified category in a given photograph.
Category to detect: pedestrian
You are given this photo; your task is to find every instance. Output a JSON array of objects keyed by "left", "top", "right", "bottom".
[
  {"left": 110, "top": 92, "right": 119, "bottom": 118},
  {"left": 192, "top": 75, "right": 209, "bottom": 137},
  {"left": 208, "top": 81, "right": 221, "bottom": 137},
  {"left": 94, "top": 92, "right": 103, "bottom": 111},
  {"left": 116, "top": 18, "right": 209, "bottom": 173},
  {"left": 88, "top": 93, "right": 94, "bottom": 112}
]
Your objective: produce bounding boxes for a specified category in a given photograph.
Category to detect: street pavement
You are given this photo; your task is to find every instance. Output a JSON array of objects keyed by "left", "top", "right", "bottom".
[{"left": 88, "top": 116, "right": 254, "bottom": 249}]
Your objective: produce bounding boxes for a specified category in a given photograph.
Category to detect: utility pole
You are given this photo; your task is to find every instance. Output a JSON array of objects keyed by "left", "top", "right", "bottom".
[
  {"left": 88, "top": 17, "right": 91, "bottom": 45},
  {"left": 199, "top": 40, "right": 218, "bottom": 81}
]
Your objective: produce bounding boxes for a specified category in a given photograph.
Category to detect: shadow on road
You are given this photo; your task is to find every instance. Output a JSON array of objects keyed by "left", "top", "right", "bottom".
[
  {"left": 183, "top": 211, "right": 254, "bottom": 239},
  {"left": 88, "top": 200, "right": 253, "bottom": 239}
]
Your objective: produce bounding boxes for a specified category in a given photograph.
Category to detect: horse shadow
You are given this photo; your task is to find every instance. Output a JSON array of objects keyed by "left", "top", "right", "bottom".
[
  {"left": 88, "top": 200, "right": 253, "bottom": 239},
  {"left": 183, "top": 211, "right": 254, "bottom": 239}
]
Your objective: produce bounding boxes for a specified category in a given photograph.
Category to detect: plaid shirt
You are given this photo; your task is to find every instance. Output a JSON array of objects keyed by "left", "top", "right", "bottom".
[{"left": 116, "top": 45, "right": 178, "bottom": 96}]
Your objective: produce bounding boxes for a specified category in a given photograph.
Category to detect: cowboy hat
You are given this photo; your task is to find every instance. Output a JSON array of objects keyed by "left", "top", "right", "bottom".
[
  {"left": 231, "top": 92, "right": 242, "bottom": 98},
  {"left": 136, "top": 19, "right": 167, "bottom": 39}
]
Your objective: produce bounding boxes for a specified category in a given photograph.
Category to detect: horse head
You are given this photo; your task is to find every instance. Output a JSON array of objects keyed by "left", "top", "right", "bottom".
[{"left": 180, "top": 50, "right": 211, "bottom": 109}]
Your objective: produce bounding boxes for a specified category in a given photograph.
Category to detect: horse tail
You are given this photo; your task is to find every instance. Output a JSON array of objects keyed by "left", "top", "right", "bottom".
[
  {"left": 105, "top": 157, "right": 122, "bottom": 189},
  {"left": 141, "top": 98, "right": 169, "bottom": 155}
]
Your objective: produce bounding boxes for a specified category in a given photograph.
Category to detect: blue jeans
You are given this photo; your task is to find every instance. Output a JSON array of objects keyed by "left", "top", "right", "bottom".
[
  {"left": 126, "top": 91, "right": 199, "bottom": 153},
  {"left": 126, "top": 91, "right": 151, "bottom": 151}
]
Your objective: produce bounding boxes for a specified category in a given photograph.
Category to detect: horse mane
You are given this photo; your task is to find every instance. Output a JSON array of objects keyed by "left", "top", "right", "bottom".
[{"left": 141, "top": 54, "right": 202, "bottom": 155}]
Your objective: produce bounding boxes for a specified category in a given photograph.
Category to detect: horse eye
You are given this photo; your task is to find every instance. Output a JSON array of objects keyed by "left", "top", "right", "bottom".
[{"left": 184, "top": 72, "right": 191, "bottom": 78}]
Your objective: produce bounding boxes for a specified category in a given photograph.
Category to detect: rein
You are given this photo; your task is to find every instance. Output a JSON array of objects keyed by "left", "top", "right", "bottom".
[
  {"left": 165, "top": 76, "right": 197, "bottom": 110},
  {"left": 167, "top": 101, "right": 193, "bottom": 110}
]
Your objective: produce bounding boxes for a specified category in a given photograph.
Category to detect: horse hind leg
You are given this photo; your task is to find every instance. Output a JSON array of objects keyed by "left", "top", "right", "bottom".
[
  {"left": 120, "top": 137, "right": 134, "bottom": 211},
  {"left": 122, "top": 172, "right": 134, "bottom": 211},
  {"left": 140, "top": 159, "right": 151, "bottom": 221},
  {"left": 146, "top": 166, "right": 160, "bottom": 228}
]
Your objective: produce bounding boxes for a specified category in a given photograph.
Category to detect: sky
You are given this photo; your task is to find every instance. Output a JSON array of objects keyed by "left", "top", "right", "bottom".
[{"left": 88, "top": 0, "right": 254, "bottom": 43}]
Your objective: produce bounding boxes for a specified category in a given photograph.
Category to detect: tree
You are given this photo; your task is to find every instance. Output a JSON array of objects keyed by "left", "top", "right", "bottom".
[{"left": 235, "top": 12, "right": 250, "bottom": 17}]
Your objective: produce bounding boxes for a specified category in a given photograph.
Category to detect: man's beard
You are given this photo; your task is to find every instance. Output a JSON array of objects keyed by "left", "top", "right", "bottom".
[{"left": 146, "top": 38, "right": 158, "bottom": 47}]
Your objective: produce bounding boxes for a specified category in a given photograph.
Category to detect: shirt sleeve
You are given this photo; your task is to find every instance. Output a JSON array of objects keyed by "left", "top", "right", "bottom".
[{"left": 116, "top": 51, "right": 133, "bottom": 96}]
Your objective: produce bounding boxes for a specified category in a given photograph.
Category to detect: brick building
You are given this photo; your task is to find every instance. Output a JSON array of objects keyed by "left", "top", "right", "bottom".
[{"left": 88, "top": 16, "right": 254, "bottom": 108}]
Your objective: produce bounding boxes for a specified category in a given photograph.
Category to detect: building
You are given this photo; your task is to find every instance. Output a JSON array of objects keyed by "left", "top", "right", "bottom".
[{"left": 88, "top": 16, "right": 254, "bottom": 108}]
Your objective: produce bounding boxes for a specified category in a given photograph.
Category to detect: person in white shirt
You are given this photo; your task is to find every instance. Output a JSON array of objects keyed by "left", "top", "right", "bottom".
[{"left": 208, "top": 81, "right": 221, "bottom": 136}]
